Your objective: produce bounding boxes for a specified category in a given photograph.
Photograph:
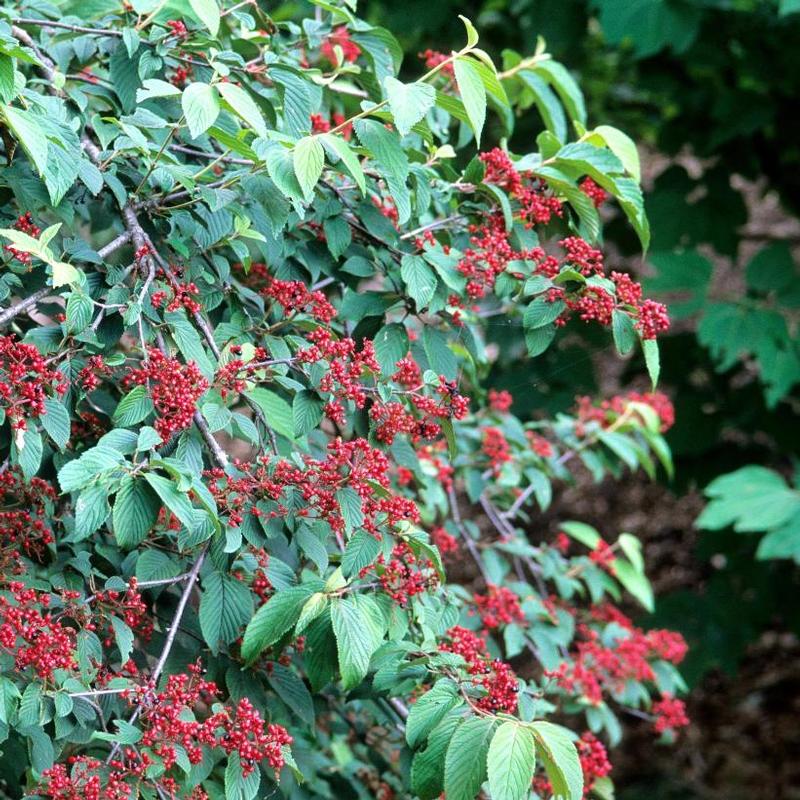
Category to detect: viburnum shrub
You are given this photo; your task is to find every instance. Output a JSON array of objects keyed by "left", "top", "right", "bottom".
[{"left": 0, "top": 3, "right": 686, "bottom": 799}]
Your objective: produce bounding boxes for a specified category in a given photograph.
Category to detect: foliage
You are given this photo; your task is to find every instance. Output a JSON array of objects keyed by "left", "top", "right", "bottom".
[{"left": 0, "top": 2, "right": 689, "bottom": 799}]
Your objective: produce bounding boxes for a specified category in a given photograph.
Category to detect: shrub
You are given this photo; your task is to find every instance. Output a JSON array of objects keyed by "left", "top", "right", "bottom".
[{"left": 0, "top": 4, "right": 686, "bottom": 799}]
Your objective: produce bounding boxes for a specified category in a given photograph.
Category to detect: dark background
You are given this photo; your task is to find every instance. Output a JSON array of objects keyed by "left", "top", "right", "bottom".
[{"left": 364, "top": 1, "right": 800, "bottom": 797}]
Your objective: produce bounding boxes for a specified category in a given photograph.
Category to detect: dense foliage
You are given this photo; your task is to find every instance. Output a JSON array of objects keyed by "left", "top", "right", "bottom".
[
  {"left": 361, "top": 0, "right": 800, "bottom": 687},
  {"left": 0, "top": 2, "right": 691, "bottom": 798}
]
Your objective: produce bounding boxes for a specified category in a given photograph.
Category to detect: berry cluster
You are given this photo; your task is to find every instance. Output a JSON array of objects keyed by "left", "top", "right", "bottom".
[
  {"left": 320, "top": 26, "right": 361, "bottom": 66},
  {"left": 0, "top": 584, "right": 77, "bottom": 680},
  {"left": 369, "top": 541, "right": 438, "bottom": 606},
  {"left": 78, "top": 355, "right": 112, "bottom": 392},
  {"left": 481, "top": 426, "right": 512, "bottom": 474},
  {"left": 575, "top": 390, "right": 676, "bottom": 433},
  {"left": 4, "top": 212, "right": 41, "bottom": 265},
  {"left": 123, "top": 349, "right": 209, "bottom": 440},
  {"left": 473, "top": 584, "right": 524, "bottom": 630},
  {"left": 263, "top": 276, "right": 336, "bottom": 323},
  {"left": 0, "top": 334, "right": 67, "bottom": 430},
  {"left": 652, "top": 695, "right": 690, "bottom": 734},
  {"left": 439, "top": 626, "right": 520, "bottom": 713},
  {"left": 546, "top": 602, "right": 688, "bottom": 706},
  {"left": 0, "top": 468, "right": 56, "bottom": 562}
]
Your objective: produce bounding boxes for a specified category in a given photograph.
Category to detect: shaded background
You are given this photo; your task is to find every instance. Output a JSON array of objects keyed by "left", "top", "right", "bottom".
[{"left": 362, "top": 1, "right": 800, "bottom": 797}]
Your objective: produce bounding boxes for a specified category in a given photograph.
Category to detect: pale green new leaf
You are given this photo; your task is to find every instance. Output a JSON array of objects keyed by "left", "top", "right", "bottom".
[
  {"left": 293, "top": 135, "right": 325, "bottom": 202},
  {"left": 218, "top": 82, "right": 267, "bottom": 138},
  {"left": 443, "top": 715, "right": 495, "bottom": 800},
  {"left": 189, "top": 0, "right": 220, "bottom": 37},
  {"left": 384, "top": 77, "right": 436, "bottom": 137},
  {"left": 182, "top": 82, "right": 220, "bottom": 138},
  {"left": 487, "top": 722, "right": 537, "bottom": 800},
  {"left": 453, "top": 56, "right": 486, "bottom": 146}
]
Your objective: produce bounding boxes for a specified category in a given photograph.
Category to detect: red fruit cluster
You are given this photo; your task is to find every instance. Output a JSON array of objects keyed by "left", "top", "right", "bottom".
[
  {"left": 479, "top": 148, "right": 564, "bottom": 227},
  {"left": 546, "top": 603, "right": 688, "bottom": 706},
  {"left": 0, "top": 468, "right": 56, "bottom": 561},
  {"left": 488, "top": 388, "right": 513, "bottom": 413},
  {"left": 310, "top": 112, "right": 351, "bottom": 138},
  {"left": 418, "top": 49, "right": 455, "bottom": 80},
  {"left": 79, "top": 354, "right": 112, "bottom": 392},
  {"left": 473, "top": 585, "right": 524, "bottom": 630},
  {"left": 123, "top": 349, "right": 209, "bottom": 440},
  {"left": 210, "top": 437, "right": 418, "bottom": 538},
  {"left": 431, "top": 526, "right": 458, "bottom": 556},
  {"left": 130, "top": 665, "right": 292, "bottom": 776},
  {"left": 166, "top": 19, "right": 188, "bottom": 38},
  {"left": 589, "top": 539, "right": 616, "bottom": 573},
  {"left": 37, "top": 755, "right": 137, "bottom": 800},
  {"left": 297, "top": 329, "right": 379, "bottom": 423},
  {"left": 579, "top": 177, "right": 607, "bottom": 208},
  {"left": 481, "top": 427, "right": 512, "bottom": 474},
  {"left": 151, "top": 281, "right": 202, "bottom": 314},
  {"left": 651, "top": 695, "right": 690, "bottom": 734},
  {"left": 439, "top": 626, "right": 519, "bottom": 713},
  {"left": 575, "top": 390, "right": 675, "bottom": 433},
  {"left": 528, "top": 431, "right": 554, "bottom": 458},
  {"left": 0, "top": 334, "right": 67, "bottom": 430},
  {"left": 0, "top": 584, "right": 77, "bottom": 679},
  {"left": 264, "top": 276, "right": 336, "bottom": 323},
  {"left": 320, "top": 26, "right": 361, "bottom": 66},
  {"left": 89, "top": 580, "right": 153, "bottom": 645},
  {"left": 577, "top": 732, "right": 613, "bottom": 797},
  {"left": 4, "top": 212, "right": 41, "bottom": 265},
  {"left": 370, "top": 541, "right": 437, "bottom": 606}
]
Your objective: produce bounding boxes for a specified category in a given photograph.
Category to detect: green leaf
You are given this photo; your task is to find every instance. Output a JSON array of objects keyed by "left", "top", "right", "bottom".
[
  {"left": 267, "top": 663, "right": 315, "bottom": 725},
  {"left": 199, "top": 571, "right": 254, "bottom": 654},
  {"left": 143, "top": 473, "right": 197, "bottom": 533},
  {"left": 113, "top": 385, "right": 154, "bottom": 427},
  {"left": 353, "top": 119, "right": 411, "bottom": 224},
  {"left": 525, "top": 324, "right": 557, "bottom": 357},
  {"left": 336, "top": 486, "right": 365, "bottom": 536},
  {"left": 74, "top": 483, "right": 110, "bottom": 540},
  {"left": 320, "top": 133, "right": 366, "bottom": 195},
  {"left": 225, "top": 752, "right": 260, "bottom": 800},
  {"left": 66, "top": 291, "right": 93, "bottom": 334},
  {"left": 406, "top": 679, "right": 461, "bottom": 748},
  {"left": 331, "top": 594, "right": 384, "bottom": 689},
  {"left": 534, "top": 60, "right": 587, "bottom": 126},
  {"left": 697, "top": 466, "right": 800, "bottom": 533},
  {"left": 136, "top": 78, "right": 181, "bottom": 102},
  {"left": 111, "top": 616, "right": 134, "bottom": 664},
  {"left": 560, "top": 521, "right": 601, "bottom": 549},
  {"left": 0, "top": 54, "right": 15, "bottom": 104},
  {"left": 611, "top": 310, "right": 636, "bottom": 355},
  {"left": 293, "top": 389, "right": 324, "bottom": 436},
  {"left": 342, "top": 530, "right": 381, "bottom": 578},
  {"left": 293, "top": 135, "right": 325, "bottom": 202},
  {"left": 17, "top": 428, "right": 42, "bottom": 481},
  {"left": 41, "top": 398, "right": 70, "bottom": 450},
  {"left": 487, "top": 722, "right": 537, "bottom": 800},
  {"left": 241, "top": 583, "right": 321, "bottom": 664},
  {"left": 525, "top": 297, "right": 565, "bottom": 329},
  {"left": 384, "top": 77, "right": 436, "bottom": 137},
  {"left": 531, "top": 721, "right": 583, "bottom": 800},
  {"left": 518, "top": 71, "right": 567, "bottom": 142},
  {"left": 613, "top": 559, "right": 654, "bottom": 611},
  {"left": 443, "top": 716, "right": 495, "bottom": 800},
  {"left": 453, "top": 56, "right": 487, "bottom": 146},
  {"left": 182, "top": 82, "right": 220, "bottom": 138},
  {"left": 374, "top": 323, "right": 409, "bottom": 376},
  {"left": 593, "top": 125, "right": 641, "bottom": 182},
  {"left": 458, "top": 14, "right": 480, "bottom": 47},
  {"left": 113, "top": 476, "right": 160, "bottom": 549},
  {"left": 411, "top": 712, "right": 462, "bottom": 800},
  {"left": 189, "top": 0, "right": 221, "bottom": 36},
  {"left": 3, "top": 105, "right": 48, "bottom": 177},
  {"left": 245, "top": 388, "right": 294, "bottom": 440},
  {"left": 401, "top": 254, "right": 437, "bottom": 310},
  {"left": 218, "top": 82, "right": 267, "bottom": 138},
  {"left": 642, "top": 338, "right": 660, "bottom": 388}
]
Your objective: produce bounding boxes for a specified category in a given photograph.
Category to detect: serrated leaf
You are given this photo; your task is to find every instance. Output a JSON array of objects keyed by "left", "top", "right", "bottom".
[
  {"left": 218, "top": 82, "right": 267, "bottom": 138},
  {"left": 401, "top": 254, "right": 437, "bottom": 310},
  {"left": 113, "top": 385, "right": 154, "bottom": 427},
  {"left": 336, "top": 486, "right": 364, "bottom": 536},
  {"left": 113, "top": 476, "right": 159, "bottom": 549},
  {"left": 74, "top": 483, "right": 110, "bottom": 540},
  {"left": 342, "top": 530, "right": 381, "bottom": 578},
  {"left": 245, "top": 388, "right": 294, "bottom": 440},
  {"left": 406, "top": 679, "right": 461, "bottom": 748},
  {"left": 331, "top": 594, "right": 384, "bottom": 689},
  {"left": 443, "top": 715, "right": 495, "bottom": 800},
  {"left": 487, "top": 722, "right": 537, "bottom": 800},
  {"left": 384, "top": 77, "right": 436, "bottom": 137},
  {"left": 241, "top": 583, "right": 321, "bottom": 664},
  {"left": 267, "top": 663, "right": 315, "bottom": 724},
  {"left": 42, "top": 398, "right": 70, "bottom": 450},
  {"left": 532, "top": 721, "right": 583, "bottom": 800},
  {"left": 612, "top": 310, "right": 636, "bottom": 355},
  {"left": 411, "top": 712, "right": 462, "bottom": 800},
  {"left": 182, "top": 82, "right": 220, "bottom": 138},
  {"left": 293, "top": 135, "right": 325, "bottom": 202},
  {"left": 320, "top": 132, "right": 366, "bottom": 195},
  {"left": 199, "top": 571, "right": 254, "bottom": 654},
  {"left": 642, "top": 338, "right": 660, "bottom": 388},
  {"left": 453, "top": 57, "right": 486, "bottom": 146},
  {"left": 189, "top": 0, "right": 221, "bottom": 36}
]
